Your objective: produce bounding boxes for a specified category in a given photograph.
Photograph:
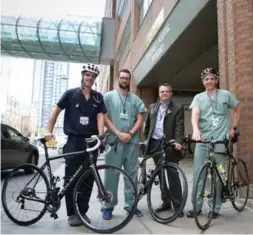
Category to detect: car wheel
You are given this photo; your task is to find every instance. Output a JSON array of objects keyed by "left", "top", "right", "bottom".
[{"left": 24, "top": 153, "right": 36, "bottom": 174}]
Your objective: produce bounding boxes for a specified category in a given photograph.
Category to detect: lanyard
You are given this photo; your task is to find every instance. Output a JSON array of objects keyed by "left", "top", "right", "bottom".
[
  {"left": 207, "top": 92, "right": 218, "bottom": 113},
  {"left": 117, "top": 90, "right": 128, "bottom": 113}
]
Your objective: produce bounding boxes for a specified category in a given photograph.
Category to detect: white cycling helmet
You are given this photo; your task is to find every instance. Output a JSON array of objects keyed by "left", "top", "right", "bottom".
[{"left": 81, "top": 63, "right": 100, "bottom": 77}]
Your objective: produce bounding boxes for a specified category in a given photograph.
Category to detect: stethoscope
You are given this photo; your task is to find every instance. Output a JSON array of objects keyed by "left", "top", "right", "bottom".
[{"left": 74, "top": 87, "right": 102, "bottom": 108}]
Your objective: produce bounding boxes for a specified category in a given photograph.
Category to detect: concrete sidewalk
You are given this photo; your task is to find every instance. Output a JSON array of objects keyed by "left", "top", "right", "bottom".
[{"left": 1, "top": 158, "right": 253, "bottom": 234}]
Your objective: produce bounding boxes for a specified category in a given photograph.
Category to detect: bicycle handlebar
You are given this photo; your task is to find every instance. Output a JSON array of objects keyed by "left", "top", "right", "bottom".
[
  {"left": 185, "top": 131, "right": 240, "bottom": 145},
  {"left": 85, "top": 135, "right": 101, "bottom": 152},
  {"left": 38, "top": 134, "right": 112, "bottom": 154},
  {"left": 85, "top": 134, "right": 114, "bottom": 154},
  {"left": 190, "top": 139, "right": 226, "bottom": 144},
  {"left": 142, "top": 137, "right": 181, "bottom": 155}
]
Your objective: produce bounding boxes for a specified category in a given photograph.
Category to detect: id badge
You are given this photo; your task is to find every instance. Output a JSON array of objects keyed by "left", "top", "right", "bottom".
[
  {"left": 120, "top": 112, "right": 129, "bottom": 120},
  {"left": 80, "top": 116, "right": 89, "bottom": 125},
  {"left": 212, "top": 117, "right": 219, "bottom": 127}
]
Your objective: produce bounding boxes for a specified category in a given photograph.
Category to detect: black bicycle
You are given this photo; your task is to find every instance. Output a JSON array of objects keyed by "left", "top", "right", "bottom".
[
  {"left": 188, "top": 135, "right": 249, "bottom": 230},
  {"left": 1, "top": 135, "right": 138, "bottom": 234},
  {"left": 137, "top": 137, "right": 188, "bottom": 224}
]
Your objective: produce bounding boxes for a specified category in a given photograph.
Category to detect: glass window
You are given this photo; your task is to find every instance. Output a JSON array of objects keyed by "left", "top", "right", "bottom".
[
  {"left": 116, "top": 0, "right": 127, "bottom": 19},
  {"left": 140, "top": 0, "right": 153, "bottom": 24},
  {"left": 6, "top": 127, "right": 23, "bottom": 142}
]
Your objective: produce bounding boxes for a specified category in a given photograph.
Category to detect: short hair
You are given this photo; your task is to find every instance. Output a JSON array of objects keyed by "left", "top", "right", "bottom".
[
  {"left": 118, "top": 68, "right": 131, "bottom": 79},
  {"left": 159, "top": 83, "right": 173, "bottom": 92}
]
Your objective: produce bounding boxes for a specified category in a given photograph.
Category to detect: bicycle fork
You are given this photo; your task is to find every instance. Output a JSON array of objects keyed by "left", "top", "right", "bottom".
[{"left": 90, "top": 165, "right": 112, "bottom": 204}]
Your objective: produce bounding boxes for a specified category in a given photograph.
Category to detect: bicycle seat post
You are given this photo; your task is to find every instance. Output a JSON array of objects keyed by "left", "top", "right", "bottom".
[{"left": 39, "top": 138, "right": 50, "bottom": 160}]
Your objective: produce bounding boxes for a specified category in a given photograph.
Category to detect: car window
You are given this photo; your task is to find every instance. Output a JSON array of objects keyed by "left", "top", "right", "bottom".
[
  {"left": 2, "top": 129, "right": 10, "bottom": 139},
  {"left": 6, "top": 127, "right": 23, "bottom": 142}
]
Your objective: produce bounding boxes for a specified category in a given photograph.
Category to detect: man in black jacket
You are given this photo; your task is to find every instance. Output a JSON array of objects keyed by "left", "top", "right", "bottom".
[{"left": 144, "top": 83, "right": 185, "bottom": 217}]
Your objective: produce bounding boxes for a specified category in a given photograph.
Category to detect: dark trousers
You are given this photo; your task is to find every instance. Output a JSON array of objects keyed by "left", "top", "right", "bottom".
[
  {"left": 63, "top": 136, "right": 97, "bottom": 216},
  {"left": 148, "top": 138, "right": 183, "bottom": 209}
]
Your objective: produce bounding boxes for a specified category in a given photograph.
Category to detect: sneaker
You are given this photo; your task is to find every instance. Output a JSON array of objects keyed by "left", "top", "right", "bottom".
[
  {"left": 174, "top": 208, "right": 184, "bottom": 218},
  {"left": 125, "top": 207, "right": 143, "bottom": 217},
  {"left": 155, "top": 203, "right": 172, "bottom": 213},
  {"left": 68, "top": 215, "right": 83, "bottom": 226},
  {"left": 103, "top": 209, "right": 113, "bottom": 220},
  {"left": 135, "top": 208, "right": 144, "bottom": 217},
  {"left": 186, "top": 210, "right": 201, "bottom": 218}
]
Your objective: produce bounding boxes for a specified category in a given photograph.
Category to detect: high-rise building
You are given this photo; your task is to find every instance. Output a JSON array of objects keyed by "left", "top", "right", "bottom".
[{"left": 32, "top": 60, "right": 69, "bottom": 134}]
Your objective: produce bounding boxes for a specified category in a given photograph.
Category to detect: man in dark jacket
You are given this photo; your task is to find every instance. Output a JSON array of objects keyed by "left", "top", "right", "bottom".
[{"left": 144, "top": 83, "right": 185, "bottom": 217}]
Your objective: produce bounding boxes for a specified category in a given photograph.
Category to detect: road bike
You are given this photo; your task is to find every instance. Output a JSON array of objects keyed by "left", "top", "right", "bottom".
[
  {"left": 2, "top": 135, "right": 138, "bottom": 233},
  {"left": 137, "top": 137, "right": 188, "bottom": 224},
  {"left": 188, "top": 135, "right": 249, "bottom": 230}
]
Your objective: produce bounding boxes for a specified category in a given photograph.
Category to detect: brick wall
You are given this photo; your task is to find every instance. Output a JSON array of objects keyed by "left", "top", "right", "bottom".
[{"left": 217, "top": 0, "right": 253, "bottom": 184}]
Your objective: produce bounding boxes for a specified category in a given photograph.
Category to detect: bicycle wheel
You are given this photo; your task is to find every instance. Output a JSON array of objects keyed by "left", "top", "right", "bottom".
[
  {"left": 2, "top": 164, "right": 50, "bottom": 226},
  {"left": 231, "top": 159, "right": 249, "bottom": 211},
  {"left": 73, "top": 164, "right": 138, "bottom": 234},
  {"left": 147, "top": 162, "right": 188, "bottom": 224},
  {"left": 193, "top": 162, "right": 216, "bottom": 231}
]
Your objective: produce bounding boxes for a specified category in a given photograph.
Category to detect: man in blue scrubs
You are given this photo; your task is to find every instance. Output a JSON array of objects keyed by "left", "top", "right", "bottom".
[{"left": 46, "top": 63, "right": 107, "bottom": 226}]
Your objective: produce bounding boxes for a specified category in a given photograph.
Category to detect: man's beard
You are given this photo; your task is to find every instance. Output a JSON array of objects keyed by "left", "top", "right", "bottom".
[{"left": 119, "top": 83, "right": 130, "bottom": 90}]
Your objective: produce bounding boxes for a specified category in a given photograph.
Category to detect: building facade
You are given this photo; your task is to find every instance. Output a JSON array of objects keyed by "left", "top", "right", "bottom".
[
  {"left": 32, "top": 60, "right": 69, "bottom": 134},
  {"left": 108, "top": 0, "right": 253, "bottom": 191}
]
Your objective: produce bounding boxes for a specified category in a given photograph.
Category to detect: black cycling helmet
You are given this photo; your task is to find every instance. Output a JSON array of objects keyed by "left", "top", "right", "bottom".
[
  {"left": 81, "top": 63, "right": 99, "bottom": 77},
  {"left": 201, "top": 68, "right": 219, "bottom": 79}
]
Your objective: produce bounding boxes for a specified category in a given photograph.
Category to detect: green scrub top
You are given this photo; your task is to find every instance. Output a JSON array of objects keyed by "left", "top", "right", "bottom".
[
  {"left": 190, "top": 89, "right": 239, "bottom": 151},
  {"left": 104, "top": 90, "right": 147, "bottom": 144}
]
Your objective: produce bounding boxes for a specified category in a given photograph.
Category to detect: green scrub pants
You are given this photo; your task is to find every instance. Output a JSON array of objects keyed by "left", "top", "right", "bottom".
[
  {"left": 102, "top": 142, "right": 138, "bottom": 210},
  {"left": 192, "top": 143, "right": 225, "bottom": 213}
]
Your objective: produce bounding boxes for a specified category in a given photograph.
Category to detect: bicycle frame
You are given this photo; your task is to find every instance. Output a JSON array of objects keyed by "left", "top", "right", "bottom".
[
  {"left": 138, "top": 138, "right": 175, "bottom": 196},
  {"left": 195, "top": 138, "right": 238, "bottom": 199},
  {"left": 20, "top": 137, "right": 107, "bottom": 205}
]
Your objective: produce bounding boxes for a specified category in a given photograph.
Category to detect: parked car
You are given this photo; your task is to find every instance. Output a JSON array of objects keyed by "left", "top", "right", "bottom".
[{"left": 1, "top": 123, "right": 40, "bottom": 174}]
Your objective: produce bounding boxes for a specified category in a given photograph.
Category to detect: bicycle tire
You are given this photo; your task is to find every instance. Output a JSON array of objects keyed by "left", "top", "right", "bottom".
[
  {"left": 231, "top": 159, "right": 249, "bottom": 212},
  {"left": 73, "top": 164, "right": 138, "bottom": 234},
  {"left": 2, "top": 164, "right": 50, "bottom": 226},
  {"left": 147, "top": 162, "right": 188, "bottom": 224},
  {"left": 193, "top": 162, "right": 216, "bottom": 231}
]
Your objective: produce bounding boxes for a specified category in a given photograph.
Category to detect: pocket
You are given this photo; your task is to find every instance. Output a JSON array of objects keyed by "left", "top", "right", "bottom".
[{"left": 216, "top": 102, "right": 228, "bottom": 114}]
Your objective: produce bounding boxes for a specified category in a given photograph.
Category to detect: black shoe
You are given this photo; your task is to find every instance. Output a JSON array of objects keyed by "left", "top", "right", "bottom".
[
  {"left": 208, "top": 211, "right": 219, "bottom": 219},
  {"left": 186, "top": 210, "right": 201, "bottom": 218},
  {"left": 155, "top": 203, "right": 172, "bottom": 213},
  {"left": 177, "top": 210, "right": 184, "bottom": 218}
]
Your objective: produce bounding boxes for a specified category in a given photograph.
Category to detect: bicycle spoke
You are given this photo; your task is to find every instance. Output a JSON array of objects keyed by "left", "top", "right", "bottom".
[
  {"left": 231, "top": 159, "right": 249, "bottom": 211},
  {"left": 73, "top": 164, "right": 138, "bottom": 233},
  {"left": 2, "top": 164, "right": 49, "bottom": 225}
]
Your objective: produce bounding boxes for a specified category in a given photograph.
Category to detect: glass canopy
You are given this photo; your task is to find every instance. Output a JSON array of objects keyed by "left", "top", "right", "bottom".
[{"left": 1, "top": 15, "right": 102, "bottom": 63}]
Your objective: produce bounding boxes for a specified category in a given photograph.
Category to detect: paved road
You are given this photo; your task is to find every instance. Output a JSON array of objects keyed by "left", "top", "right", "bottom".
[{"left": 1, "top": 158, "right": 253, "bottom": 234}]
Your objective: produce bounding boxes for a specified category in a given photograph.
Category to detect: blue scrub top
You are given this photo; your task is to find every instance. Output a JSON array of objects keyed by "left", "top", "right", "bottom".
[{"left": 57, "top": 88, "right": 107, "bottom": 137}]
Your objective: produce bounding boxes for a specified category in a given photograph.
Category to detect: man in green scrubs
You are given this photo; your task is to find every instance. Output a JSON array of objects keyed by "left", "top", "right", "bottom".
[
  {"left": 187, "top": 68, "right": 241, "bottom": 219},
  {"left": 102, "top": 68, "right": 147, "bottom": 220}
]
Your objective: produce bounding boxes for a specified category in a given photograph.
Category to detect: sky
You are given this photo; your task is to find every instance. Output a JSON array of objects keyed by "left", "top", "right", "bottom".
[{"left": 0, "top": 0, "right": 106, "bottom": 107}]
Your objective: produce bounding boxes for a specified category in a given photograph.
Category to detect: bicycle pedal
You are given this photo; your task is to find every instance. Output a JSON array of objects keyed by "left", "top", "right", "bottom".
[{"left": 51, "top": 213, "right": 58, "bottom": 219}]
